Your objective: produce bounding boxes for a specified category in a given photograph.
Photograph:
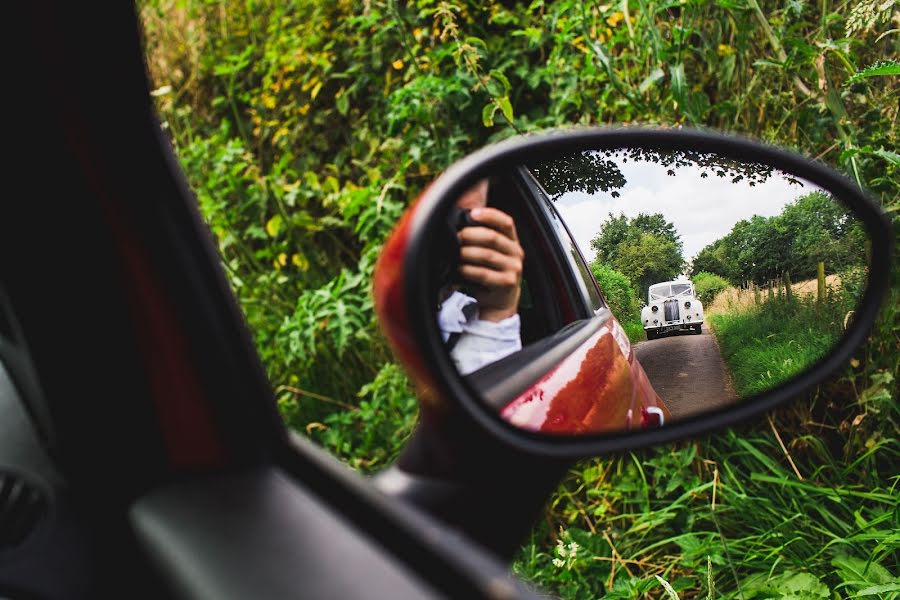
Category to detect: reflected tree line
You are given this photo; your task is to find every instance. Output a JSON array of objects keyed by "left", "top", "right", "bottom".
[
  {"left": 690, "top": 191, "right": 866, "bottom": 287},
  {"left": 528, "top": 149, "right": 866, "bottom": 311},
  {"left": 529, "top": 148, "right": 799, "bottom": 200}
]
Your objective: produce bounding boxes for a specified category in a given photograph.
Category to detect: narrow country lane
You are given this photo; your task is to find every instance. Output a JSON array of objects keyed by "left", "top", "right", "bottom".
[{"left": 633, "top": 328, "right": 738, "bottom": 421}]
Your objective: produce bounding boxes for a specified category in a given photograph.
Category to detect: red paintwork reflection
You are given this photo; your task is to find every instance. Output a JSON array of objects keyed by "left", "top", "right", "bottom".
[
  {"left": 372, "top": 191, "right": 440, "bottom": 405},
  {"left": 500, "top": 317, "right": 670, "bottom": 434}
]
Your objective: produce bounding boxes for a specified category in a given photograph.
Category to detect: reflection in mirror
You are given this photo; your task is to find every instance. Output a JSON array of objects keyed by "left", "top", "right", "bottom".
[{"left": 433, "top": 147, "right": 869, "bottom": 437}]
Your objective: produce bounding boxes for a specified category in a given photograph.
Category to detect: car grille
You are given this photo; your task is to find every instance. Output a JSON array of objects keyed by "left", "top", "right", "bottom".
[{"left": 664, "top": 299, "right": 680, "bottom": 322}]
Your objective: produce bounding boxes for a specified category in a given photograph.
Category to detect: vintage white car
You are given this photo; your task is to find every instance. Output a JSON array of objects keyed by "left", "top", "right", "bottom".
[{"left": 641, "top": 280, "right": 704, "bottom": 340}]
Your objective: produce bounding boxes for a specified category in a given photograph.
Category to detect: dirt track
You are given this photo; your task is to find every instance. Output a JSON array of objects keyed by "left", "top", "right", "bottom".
[{"left": 633, "top": 327, "right": 737, "bottom": 421}]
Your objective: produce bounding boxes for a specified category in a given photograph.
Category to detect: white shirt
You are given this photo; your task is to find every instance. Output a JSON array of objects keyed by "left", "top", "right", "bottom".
[{"left": 437, "top": 291, "right": 522, "bottom": 376}]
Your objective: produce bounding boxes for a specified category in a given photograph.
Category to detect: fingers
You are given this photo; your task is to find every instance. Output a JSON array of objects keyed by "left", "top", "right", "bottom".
[
  {"left": 458, "top": 264, "right": 520, "bottom": 289},
  {"left": 458, "top": 225, "right": 524, "bottom": 260},
  {"left": 469, "top": 207, "right": 518, "bottom": 241},
  {"left": 460, "top": 245, "right": 522, "bottom": 273}
]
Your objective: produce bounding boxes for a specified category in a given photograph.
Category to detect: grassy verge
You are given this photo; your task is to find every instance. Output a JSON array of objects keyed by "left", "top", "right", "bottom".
[
  {"left": 708, "top": 295, "right": 846, "bottom": 397},
  {"left": 622, "top": 319, "right": 646, "bottom": 344}
]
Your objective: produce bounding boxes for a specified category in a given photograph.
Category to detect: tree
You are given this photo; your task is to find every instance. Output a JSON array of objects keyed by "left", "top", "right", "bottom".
[
  {"left": 690, "top": 191, "right": 866, "bottom": 286},
  {"left": 530, "top": 148, "right": 797, "bottom": 200},
  {"left": 589, "top": 212, "right": 685, "bottom": 299},
  {"left": 529, "top": 151, "right": 626, "bottom": 199}
]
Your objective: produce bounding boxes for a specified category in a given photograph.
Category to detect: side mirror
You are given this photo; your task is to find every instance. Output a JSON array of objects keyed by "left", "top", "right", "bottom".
[{"left": 374, "top": 127, "right": 892, "bottom": 458}]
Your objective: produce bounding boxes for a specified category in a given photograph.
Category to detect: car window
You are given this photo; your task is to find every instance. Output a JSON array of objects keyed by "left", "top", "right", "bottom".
[
  {"left": 649, "top": 284, "right": 670, "bottom": 300},
  {"left": 524, "top": 171, "right": 605, "bottom": 315},
  {"left": 671, "top": 283, "right": 692, "bottom": 296}
]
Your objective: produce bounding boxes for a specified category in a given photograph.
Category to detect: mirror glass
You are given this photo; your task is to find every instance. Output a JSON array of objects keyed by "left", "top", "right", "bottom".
[{"left": 432, "top": 146, "right": 870, "bottom": 436}]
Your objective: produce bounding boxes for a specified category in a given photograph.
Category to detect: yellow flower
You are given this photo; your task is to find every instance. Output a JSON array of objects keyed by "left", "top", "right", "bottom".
[
  {"left": 718, "top": 44, "right": 735, "bottom": 57},
  {"left": 291, "top": 253, "right": 310, "bottom": 271},
  {"left": 606, "top": 11, "right": 624, "bottom": 26},
  {"left": 272, "top": 126, "right": 290, "bottom": 144},
  {"left": 392, "top": 59, "right": 404, "bottom": 70},
  {"left": 261, "top": 94, "right": 277, "bottom": 109}
]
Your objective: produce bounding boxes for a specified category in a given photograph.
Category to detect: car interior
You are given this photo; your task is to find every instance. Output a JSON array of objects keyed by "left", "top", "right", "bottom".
[{"left": 456, "top": 169, "right": 615, "bottom": 410}]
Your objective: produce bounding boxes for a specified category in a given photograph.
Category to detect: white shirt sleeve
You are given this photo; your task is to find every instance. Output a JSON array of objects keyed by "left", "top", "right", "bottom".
[{"left": 437, "top": 291, "right": 522, "bottom": 376}]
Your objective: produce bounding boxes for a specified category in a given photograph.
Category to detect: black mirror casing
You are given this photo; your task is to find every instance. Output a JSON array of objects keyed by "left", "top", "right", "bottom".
[{"left": 378, "top": 127, "right": 892, "bottom": 461}]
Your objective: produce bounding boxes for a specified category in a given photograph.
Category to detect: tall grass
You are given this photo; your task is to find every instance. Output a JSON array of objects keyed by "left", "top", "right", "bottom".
[{"left": 710, "top": 295, "right": 847, "bottom": 397}]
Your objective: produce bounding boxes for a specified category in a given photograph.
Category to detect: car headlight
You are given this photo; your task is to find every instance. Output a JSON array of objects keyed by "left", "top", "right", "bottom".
[
  {"left": 685, "top": 301, "right": 691, "bottom": 308},
  {"left": 651, "top": 305, "right": 658, "bottom": 312}
]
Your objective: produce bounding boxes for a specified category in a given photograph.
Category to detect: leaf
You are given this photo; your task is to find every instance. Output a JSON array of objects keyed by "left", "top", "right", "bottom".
[
  {"left": 855, "top": 583, "right": 900, "bottom": 596},
  {"left": 482, "top": 102, "right": 498, "bottom": 127},
  {"left": 291, "top": 253, "right": 310, "bottom": 271},
  {"left": 335, "top": 90, "right": 349, "bottom": 116},
  {"left": 845, "top": 60, "right": 900, "bottom": 85},
  {"left": 873, "top": 149, "right": 900, "bottom": 165},
  {"left": 639, "top": 68, "right": 665, "bottom": 93},
  {"left": 265, "top": 214, "right": 283, "bottom": 237},
  {"left": 498, "top": 96, "right": 514, "bottom": 123},
  {"left": 655, "top": 575, "right": 681, "bottom": 600},
  {"left": 833, "top": 556, "right": 895, "bottom": 588},
  {"left": 669, "top": 63, "right": 687, "bottom": 105},
  {"left": 489, "top": 70, "right": 511, "bottom": 94},
  {"left": 742, "top": 571, "right": 830, "bottom": 599}
]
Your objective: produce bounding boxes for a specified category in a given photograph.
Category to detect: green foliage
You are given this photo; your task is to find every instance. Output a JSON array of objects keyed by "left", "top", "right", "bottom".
[
  {"left": 591, "top": 263, "right": 640, "bottom": 322},
  {"left": 140, "top": 0, "right": 899, "bottom": 597},
  {"left": 691, "top": 192, "right": 867, "bottom": 286},
  {"left": 709, "top": 294, "right": 847, "bottom": 396},
  {"left": 310, "top": 362, "right": 418, "bottom": 472},
  {"left": 693, "top": 272, "right": 730, "bottom": 304},
  {"left": 590, "top": 213, "right": 685, "bottom": 298},
  {"left": 591, "top": 263, "right": 647, "bottom": 342}
]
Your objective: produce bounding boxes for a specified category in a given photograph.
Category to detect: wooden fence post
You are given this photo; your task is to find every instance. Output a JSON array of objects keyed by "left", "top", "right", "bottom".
[
  {"left": 784, "top": 271, "right": 793, "bottom": 301},
  {"left": 817, "top": 261, "right": 826, "bottom": 304}
]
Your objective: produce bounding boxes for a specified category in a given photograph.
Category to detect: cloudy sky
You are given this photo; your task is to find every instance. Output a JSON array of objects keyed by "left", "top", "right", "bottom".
[{"left": 551, "top": 156, "right": 824, "bottom": 266}]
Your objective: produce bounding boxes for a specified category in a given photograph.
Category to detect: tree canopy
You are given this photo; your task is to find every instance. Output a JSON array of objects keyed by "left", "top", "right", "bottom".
[
  {"left": 530, "top": 148, "right": 799, "bottom": 200},
  {"left": 690, "top": 191, "right": 866, "bottom": 285},
  {"left": 590, "top": 212, "right": 685, "bottom": 299}
]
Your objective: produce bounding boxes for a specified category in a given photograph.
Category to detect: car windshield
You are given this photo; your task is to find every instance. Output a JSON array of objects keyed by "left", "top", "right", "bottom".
[{"left": 649, "top": 283, "right": 693, "bottom": 300}]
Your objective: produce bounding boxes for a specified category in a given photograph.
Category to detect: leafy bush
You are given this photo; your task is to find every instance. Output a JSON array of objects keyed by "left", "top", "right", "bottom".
[
  {"left": 693, "top": 271, "right": 730, "bottom": 304},
  {"left": 591, "top": 262, "right": 645, "bottom": 341},
  {"left": 140, "top": 0, "right": 899, "bottom": 596},
  {"left": 591, "top": 263, "right": 640, "bottom": 322},
  {"left": 309, "top": 362, "right": 417, "bottom": 473}
]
